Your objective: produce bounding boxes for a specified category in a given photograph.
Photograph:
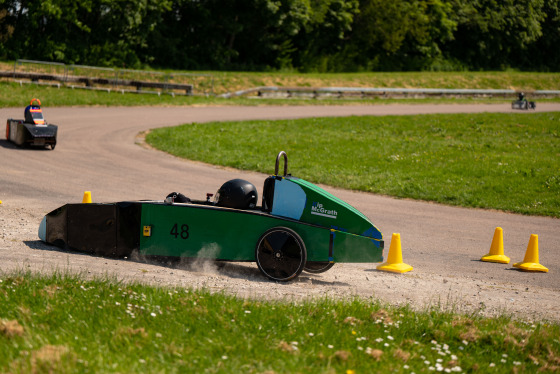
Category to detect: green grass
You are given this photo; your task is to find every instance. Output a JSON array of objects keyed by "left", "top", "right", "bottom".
[
  {"left": 1, "top": 80, "right": 543, "bottom": 108},
  {"left": 0, "top": 81, "right": 231, "bottom": 107},
  {"left": 146, "top": 112, "right": 560, "bottom": 217},
  {"left": 2, "top": 69, "right": 560, "bottom": 107},
  {"left": 211, "top": 70, "right": 560, "bottom": 94},
  {"left": 1, "top": 273, "right": 559, "bottom": 373},
  {"left": 3, "top": 60, "right": 560, "bottom": 94}
]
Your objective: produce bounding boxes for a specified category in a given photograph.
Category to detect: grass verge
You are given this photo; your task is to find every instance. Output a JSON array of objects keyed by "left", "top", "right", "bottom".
[
  {"left": 146, "top": 112, "right": 560, "bottom": 217},
  {"left": 212, "top": 70, "right": 560, "bottom": 94},
  {"left": 2, "top": 71, "right": 560, "bottom": 107},
  {"left": 1, "top": 272, "right": 559, "bottom": 373},
  {"left": 0, "top": 81, "right": 521, "bottom": 107},
  {"left": 2, "top": 60, "right": 560, "bottom": 94}
]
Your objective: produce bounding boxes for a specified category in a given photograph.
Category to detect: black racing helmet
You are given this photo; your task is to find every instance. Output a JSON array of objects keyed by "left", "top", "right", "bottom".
[{"left": 214, "top": 179, "right": 258, "bottom": 209}]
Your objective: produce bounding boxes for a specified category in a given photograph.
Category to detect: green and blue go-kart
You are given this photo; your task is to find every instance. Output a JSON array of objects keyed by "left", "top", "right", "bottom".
[
  {"left": 38, "top": 152, "right": 384, "bottom": 281},
  {"left": 511, "top": 92, "right": 536, "bottom": 110}
]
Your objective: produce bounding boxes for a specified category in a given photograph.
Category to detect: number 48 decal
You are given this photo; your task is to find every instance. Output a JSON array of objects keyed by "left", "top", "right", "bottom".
[{"left": 170, "top": 223, "right": 190, "bottom": 239}]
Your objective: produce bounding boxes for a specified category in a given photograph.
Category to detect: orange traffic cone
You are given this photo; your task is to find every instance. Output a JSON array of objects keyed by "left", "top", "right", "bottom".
[
  {"left": 481, "top": 227, "right": 510, "bottom": 264},
  {"left": 377, "top": 233, "right": 413, "bottom": 273},
  {"left": 82, "top": 191, "right": 92, "bottom": 203},
  {"left": 513, "top": 234, "right": 548, "bottom": 272}
]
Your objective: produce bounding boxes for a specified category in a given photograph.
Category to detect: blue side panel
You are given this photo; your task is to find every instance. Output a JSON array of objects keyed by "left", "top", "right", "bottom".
[
  {"left": 271, "top": 179, "right": 307, "bottom": 220},
  {"left": 362, "top": 226, "right": 382, "bottom": 240}
]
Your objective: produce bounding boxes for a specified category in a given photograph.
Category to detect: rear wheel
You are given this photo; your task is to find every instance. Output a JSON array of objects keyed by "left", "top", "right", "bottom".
[
  {"left": 255, "top": 227, "right": 306, "bottom": 282},
  {"left": 304, "top": 261, "right": 334, "bottom": 274}
]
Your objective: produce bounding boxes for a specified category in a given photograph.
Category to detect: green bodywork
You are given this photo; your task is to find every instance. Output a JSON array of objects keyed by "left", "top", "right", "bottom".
[
  {"left": 39, "top": 174, "right": 384, "bottom": 264},
  {"left": 139, "top": 176, "right": 383, "bottom": 263}
]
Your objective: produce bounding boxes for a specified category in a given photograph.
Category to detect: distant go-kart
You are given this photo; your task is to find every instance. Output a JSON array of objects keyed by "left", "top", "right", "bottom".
[
  {"left": 511, "top": 93, "right": 536, "bottom": 110},
  {"left": 38, "top": 152, "right": 384, "bottom": 281},
  {"left": 5, "top": 98, "right": 58, "bottom": 149}
]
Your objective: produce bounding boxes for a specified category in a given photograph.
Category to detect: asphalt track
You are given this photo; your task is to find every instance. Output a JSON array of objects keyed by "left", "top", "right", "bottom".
[{"left": 1, "top": 103, "right": 559, "bottom": 318}]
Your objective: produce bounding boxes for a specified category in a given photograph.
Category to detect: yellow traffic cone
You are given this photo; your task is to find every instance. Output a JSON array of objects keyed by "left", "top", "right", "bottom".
[
  {"left": 82, "top": 191, "right": 92, "bottom": 204},
  {"left": 481, "top": 227, "right": 510, "bottom": 264},
  {"left": 377, "top": 233, "right": 413, "bottom": 273},
  {"left": 513, "top": 234, "right": 548, "bottom": 272}
]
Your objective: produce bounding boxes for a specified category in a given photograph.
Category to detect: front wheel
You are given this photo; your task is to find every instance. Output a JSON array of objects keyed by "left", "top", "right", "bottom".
[{"left": 255, "top": 227, "right": 307, "bottom": 282}]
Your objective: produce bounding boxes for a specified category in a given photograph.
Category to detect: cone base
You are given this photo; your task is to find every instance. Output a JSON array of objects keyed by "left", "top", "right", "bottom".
[
  {"left": 512, "top": 262, "right": 548, "bottom": 273},
  {"left": 481, "top": 254, "right": 510, "bottom": 264},
  {"left": 376, "top": 262, "right": 413, "bottom": 274}
]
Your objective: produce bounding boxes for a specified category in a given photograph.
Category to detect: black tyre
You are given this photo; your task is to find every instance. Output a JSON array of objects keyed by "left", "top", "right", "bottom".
[
  {"left": 255, "top": 227, "right": 307, "bottom": 282},
  {"left": 304, "top": 261, "right": 334, "bottom": 274}
]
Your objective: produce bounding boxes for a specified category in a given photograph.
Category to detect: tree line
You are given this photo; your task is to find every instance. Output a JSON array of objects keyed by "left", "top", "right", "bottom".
[{"left": 1, "top": 0, "right": 558, "bottom": 72}]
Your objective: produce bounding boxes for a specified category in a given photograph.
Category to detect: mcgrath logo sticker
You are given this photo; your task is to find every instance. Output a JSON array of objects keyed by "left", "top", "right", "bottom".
[{"left": 311, "top": 202, "right": 338, "bottom": 219}]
